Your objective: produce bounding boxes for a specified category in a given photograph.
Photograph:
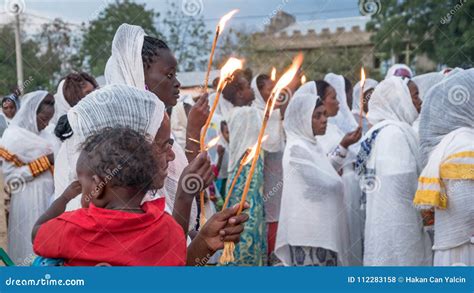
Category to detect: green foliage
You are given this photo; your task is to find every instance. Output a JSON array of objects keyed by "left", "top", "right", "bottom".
[
  {"left": 78, "top": 0, "right": 161, "bottom": 77},
  {"left": 163, "top": 1, "right": 211, "bottom": 71},
  {"left": 366, "top": 0, "right": 473, "bottom": 68}
]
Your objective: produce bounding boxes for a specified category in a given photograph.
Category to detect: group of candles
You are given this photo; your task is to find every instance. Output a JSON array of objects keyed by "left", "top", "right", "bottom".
[{"left": 197, "top": 9, "right": 367, "bottom": 263}]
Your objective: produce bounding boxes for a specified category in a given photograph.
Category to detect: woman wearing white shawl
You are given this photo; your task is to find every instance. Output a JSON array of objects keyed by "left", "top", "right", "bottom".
[
  {"left": 275, "top": 83, "right": 347, "bottom": 266},
  {"left": 104, "top": 24, "right": 199, "bottom": 228},
  {"left": 414, "top": 68, "right": 474, "bottom": 266},
  {"left": 1, "top": 91, "right": 55, "bottom": 265},
  {"left": 385, "top": 63, "right": 413, "bottom": 79},
  {"left": 352, "top": 78, "right": 378, "bottom": 134},
  {"left": 251, "top": 74, "right": 285, "bottom": 260},
  {"left": 54, "top": 85, "right": 164, "bottom": 210},
  {"left": 355, "top": 76, "right": 431, "bottom": 266},
  {"left": 320, "top": 74, "right": 364, "bottom": 266},
  {"left": 224, "top": 106, "right": 267, "bottom": 266}
]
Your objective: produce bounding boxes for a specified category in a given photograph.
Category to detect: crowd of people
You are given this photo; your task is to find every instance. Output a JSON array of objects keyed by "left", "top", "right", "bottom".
[{"left": 0, "top": 23, "right": 472, "bottom": 267}]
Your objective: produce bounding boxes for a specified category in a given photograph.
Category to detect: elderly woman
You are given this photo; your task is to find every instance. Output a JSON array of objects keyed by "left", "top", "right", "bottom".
[
  {"left": 414, "top": 68, "right": 474, "bottom": 266},
  {"left": 0, "top": 91, "right": 55, "bottom": 265},
  {"left": 356, "top": 77, "right": 431, "bottom": 266},
  {"left": 276, "top": 82, "right": 347, "bottom": 266},
  {"left": 103, "top": 24, "right": 211, "bottom": 230}
]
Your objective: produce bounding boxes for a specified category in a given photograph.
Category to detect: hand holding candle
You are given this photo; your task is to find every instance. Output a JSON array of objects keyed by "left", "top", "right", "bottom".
[
  {"left": 219, "top": 53, "right": 304, "bottom": 264},
  {"left": 199, "top": 57, "right": 243, "bottom": 227}
]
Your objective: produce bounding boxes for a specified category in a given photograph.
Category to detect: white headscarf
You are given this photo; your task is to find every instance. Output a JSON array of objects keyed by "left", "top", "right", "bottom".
[
  {"left": 10, "top": 91, "right": 49, "bottom": 134},
  {"left": 51, "top": 79, "right": 71, "bottom": 124},
  {"left": 385, "top": 63, "right": 413, "bottom": 79},
  {"left": 104, "top": 23, "right": 147, "bottom": 89},
  {"left": 208, "top": 92, "right": 234, "bottom": 121},
  {"left": 284, "top": 81, "right": 318, "bottom": 144},
  {"left": 251, "top": 74, "right": 285, "bottom": 152},
  {"left": 277, "top": 85, "right": 347, "bottom": 265},
  {"left": 54, "top": 85, "right": 165, "bottom": 210},
  {"left": 418, "top": 68, "right": 473, "bottom": 165},
  {"left": 324, "top": 73, "right": 358, "bottom": 133},
  {"left": 2, "top": 90, "right": 54, "bottom": 168},
  {"left": 367, "top": 76, "right": 419, "bottom": 126},
  {"left": 352, "top": 78, "right": 378, "bottom": 112},
  {"left": 227, "top": 106, "right": 262, "bottom": 172},
  {"left": 412, "top": 72, "right": 444, "bottom": 101},
  {"left": 68, "top": 85, "right": 163, "bottom": 140}
]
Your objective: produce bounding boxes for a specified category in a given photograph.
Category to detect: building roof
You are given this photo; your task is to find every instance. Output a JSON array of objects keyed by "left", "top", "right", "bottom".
[
  {"left": 177, "top": 70, "right": 220, "bottom": 88},
  {"left": 276, "top": 16, "right": 371, "bottom": 37}
]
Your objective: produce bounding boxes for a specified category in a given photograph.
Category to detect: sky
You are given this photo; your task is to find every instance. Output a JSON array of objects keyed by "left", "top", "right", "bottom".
[{"left": 1, "top": 0, "right": 362, "bottom": 32}]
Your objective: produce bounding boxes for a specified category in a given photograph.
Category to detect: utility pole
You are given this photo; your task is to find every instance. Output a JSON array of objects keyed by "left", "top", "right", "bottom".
[{"left": 13, "top": 3, "right": 24, "bottom": 95}]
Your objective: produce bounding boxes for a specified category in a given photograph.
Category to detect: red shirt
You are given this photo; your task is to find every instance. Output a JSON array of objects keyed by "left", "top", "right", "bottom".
[{"left": 33, "top": 198, "right": 186, "bottom": 266}]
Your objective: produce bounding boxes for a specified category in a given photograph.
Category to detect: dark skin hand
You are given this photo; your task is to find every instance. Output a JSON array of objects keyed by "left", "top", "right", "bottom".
[
  {"left": 173, "top": 151, "right": 214, "bottom": 234},
  {"left": 185, "top": 93, "right": 210, "bottom": 162},
  {"left": 31, "top": 181, "right": 82, "bottom": 242},
  {"left": 186, "top": 202, "right": 250, "bottom": 266},
  {"left": 340, "top": 127, "right": 362, "bottom": 149}
]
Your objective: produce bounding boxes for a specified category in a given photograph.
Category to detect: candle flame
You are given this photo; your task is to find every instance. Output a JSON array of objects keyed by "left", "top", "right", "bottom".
[
  {"left": 268, "top": 53, "right": 304, "bottom": 114},
  {"left": 300, "top": 74, "right": 307, "bottom": 84},
  {"left": 217, "top": 58, "right": 244, "bottom": 91},
  {"left": 241, "top": 135, "right": 268, "bottom": 165},
  {"left": 270, "top": 67, "right": 276, "bottom": 81},
  {"left": 360, "top": 67, "right": 366, "bottom": 88},
  {"left": 205, "top": 135, "right": 221, "bottom": 150},
  {"left": 218, "top": 9, "right": 239, "bottom": 32}
]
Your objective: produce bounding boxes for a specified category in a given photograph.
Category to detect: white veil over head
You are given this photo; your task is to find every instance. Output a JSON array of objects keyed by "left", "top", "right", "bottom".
[
  {"left": 367, "top": 76, "right": 419, "bottom": 126},
  {"left": 104, "top": 23, "right": 147, "bottom": 89},
  {"left": 324, "top": 73, "right": 358, "bottom": 133}
]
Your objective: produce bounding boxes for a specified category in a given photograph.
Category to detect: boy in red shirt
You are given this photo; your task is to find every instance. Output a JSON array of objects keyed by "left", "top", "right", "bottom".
[{"left": 32, "top": 127, "right": 248, "bottom": 266}]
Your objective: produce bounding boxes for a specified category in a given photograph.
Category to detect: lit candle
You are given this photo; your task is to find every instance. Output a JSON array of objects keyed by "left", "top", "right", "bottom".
[
  {"left": 221, "top": 136, "right": 267, "bottom": 210},
  {"left": 203, "top": 9, "right": 239, "bottom": 92},
  {"left": 359, "top": 67, "right": 366, "bottom": 128},
  {"left": 199, "top": 57, "right": 243, "bottom": 226},
  {"left": 220, "top": 53, "right": 304, "bottom": 264},
  {"left": 270, "top": 67, "right": 276, "bottom": 81},
  {"left": 300, "top": 74, "right": 307, "bottom": 85}
]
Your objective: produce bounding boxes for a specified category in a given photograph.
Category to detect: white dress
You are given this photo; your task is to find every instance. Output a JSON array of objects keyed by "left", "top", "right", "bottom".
[
  {"left": 433, "top": 179, "right": 474, "bottom": 266},
  {"left": 363, "top": 123, "right": 431, "bottom": 266}
]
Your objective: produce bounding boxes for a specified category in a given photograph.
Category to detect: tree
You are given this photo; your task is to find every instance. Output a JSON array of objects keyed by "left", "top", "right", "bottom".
[
  {"left": 366, "top": 0, "right": 473, "bottom": 68},
  {"left": 0, "top": 22, "right": 58, "bottom": 95},
  {"left": 162, "top": 1, "right": 211, "bottom": 72},
  {"left": 36, "top": 18, "right": 76, "bottom": 88},
  {"left": 78, "top": 0, "right": 161, "bottom": 77}
]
